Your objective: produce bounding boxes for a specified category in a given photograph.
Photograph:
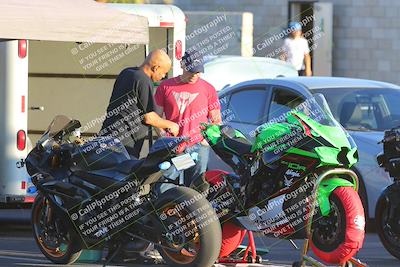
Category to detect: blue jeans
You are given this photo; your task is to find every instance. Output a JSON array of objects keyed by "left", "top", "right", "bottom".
[
  {"left": 183, "top": 143, "right": 210, "bottom": 187},
  {"left": 156, "top": 143, "right": 210, "bottom": 194}
]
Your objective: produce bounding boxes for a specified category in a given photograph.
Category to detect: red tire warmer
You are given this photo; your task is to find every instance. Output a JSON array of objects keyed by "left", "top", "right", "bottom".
[
  {"left": 310, "top": 186, "right": 365, "bottom": 265},
  {"left": 204, "top": 170, "right": 248, "bottom": 259}
]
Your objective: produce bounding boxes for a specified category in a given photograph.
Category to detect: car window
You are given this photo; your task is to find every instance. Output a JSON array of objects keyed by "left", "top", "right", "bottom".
[
  {"left": 227, "top": 88, "right": 267, "bottom": 124},
  {"left": 314, "top": 88, "right": 400, "bottom": 131},
  {"left": 268, "top": 88, "right": 305, "bottom": 121}
]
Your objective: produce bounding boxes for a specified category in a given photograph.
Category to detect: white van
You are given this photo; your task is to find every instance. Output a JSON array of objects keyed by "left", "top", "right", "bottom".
[{"left": 0, "top": 4, "right": 186, "bottom": 204}]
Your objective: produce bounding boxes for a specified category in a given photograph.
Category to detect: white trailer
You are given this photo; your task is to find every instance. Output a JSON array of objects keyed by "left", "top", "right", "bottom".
[{"left": 0, "top": 2, "right": 186, "bottom": 204}]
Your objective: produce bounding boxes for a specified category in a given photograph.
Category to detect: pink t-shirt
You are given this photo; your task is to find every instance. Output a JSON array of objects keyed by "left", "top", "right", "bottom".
[{"left": 155, "top": 77, "right": 220, "bottom": 147}]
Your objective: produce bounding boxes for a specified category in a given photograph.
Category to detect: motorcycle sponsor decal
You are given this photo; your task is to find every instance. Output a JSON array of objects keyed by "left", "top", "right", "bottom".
[
  {"left": 283, "top": 176, "right": 294, "bottom": 187},
  {"left": 285, "top": 169, "right": 301, "bottom": 178},
  {"left": 281, "top": 160, "right": 306, "bottom": 171},
  {"left": 354, "top": 215, "right": 366, "bottom": 230}
]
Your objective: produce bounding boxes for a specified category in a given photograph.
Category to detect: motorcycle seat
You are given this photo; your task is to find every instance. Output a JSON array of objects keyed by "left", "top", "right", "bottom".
[
  {"left": 220, "top": 125, "right": 252, "bottom": 155},
  {"left": 223, "top": 138, "right": 252, "bottom": 156}
]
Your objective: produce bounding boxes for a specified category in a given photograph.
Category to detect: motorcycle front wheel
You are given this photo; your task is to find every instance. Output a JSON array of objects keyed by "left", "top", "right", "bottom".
[
  {"left": 310, "top": 187, "right": 365, "bottom": 265},
  {"left": 32, "top": 194, "right": 82, "bottom": 264},
  {"left": 155, "top": 187, "right": 222, "bottom": 267},
  {"left": 376, "top": 195, "right": 400, "bottom": 260}
]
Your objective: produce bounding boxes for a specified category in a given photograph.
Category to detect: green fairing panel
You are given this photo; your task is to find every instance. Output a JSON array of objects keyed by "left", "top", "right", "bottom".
[
  {"left": 314, "top": 146, "right": 358, "bottom": 167},
  {"left": 287, "top": 147, "right": 319, "bottom": 159},
  {"left": 317, "top": 177, "right": 356, "bottom": 216},
  {"left": 251, "top": 123, "right": 296, "bottom": 153},
  {"left": 202, "top": 124, "right": 248, "bottom": 146},
  {"left": 202, "top": 124, "right": 221, "bottom": 145}
]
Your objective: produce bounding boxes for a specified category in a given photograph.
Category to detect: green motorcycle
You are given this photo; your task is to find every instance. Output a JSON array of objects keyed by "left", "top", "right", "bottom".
[{"left": 202, "top": 94, "right": 365, "bottom": 265}]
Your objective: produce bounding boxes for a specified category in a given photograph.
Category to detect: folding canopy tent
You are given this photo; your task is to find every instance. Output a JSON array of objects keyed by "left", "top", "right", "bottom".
[{"left": 0, "top": 0, "right": 149, "bottom": 44}]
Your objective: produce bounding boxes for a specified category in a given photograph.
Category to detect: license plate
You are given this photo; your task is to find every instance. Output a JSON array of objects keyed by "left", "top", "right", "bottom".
[{"left": 171, "top": 153, "right": 196, "bottom": 171}]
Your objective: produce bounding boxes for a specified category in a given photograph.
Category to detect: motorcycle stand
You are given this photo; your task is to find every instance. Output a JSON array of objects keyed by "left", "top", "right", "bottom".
[
  {"left": 292, "top": 238, "right": 368, "bottom": 267},
  {"left": 217, "top": 231, "right": 266, "bottom": 264}
]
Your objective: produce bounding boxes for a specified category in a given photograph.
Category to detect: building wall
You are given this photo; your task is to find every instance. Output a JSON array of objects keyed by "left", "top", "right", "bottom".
[
  {"left": 320, "top": 0, "right": 400, "bottom": 83},
  {"left": 150, "top": 0, "right": 400, "bottom": 84}
]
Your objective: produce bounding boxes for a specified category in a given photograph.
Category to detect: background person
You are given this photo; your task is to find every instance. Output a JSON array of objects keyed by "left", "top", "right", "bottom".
[
  {"left": 280, "top": 22, "right": 312, "bottom": 76},
  {"left": 100, "top": 49, "right": 179, "bottom": 158},
  {"left": 155, "top": 50, "right": 222, "bottom": 190}
]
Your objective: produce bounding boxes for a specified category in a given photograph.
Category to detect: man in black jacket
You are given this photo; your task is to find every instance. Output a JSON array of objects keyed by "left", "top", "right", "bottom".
[{"left": 100, "top": 49, "right": 179, "bottom": 158}]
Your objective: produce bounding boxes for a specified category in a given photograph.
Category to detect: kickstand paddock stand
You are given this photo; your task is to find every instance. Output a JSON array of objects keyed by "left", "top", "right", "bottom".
[
  {"left": 293, "top": 169, "right": 368, "bottom": 267},
  {"left": 217, "top": 231, "right": 266, "bottom": 264}
]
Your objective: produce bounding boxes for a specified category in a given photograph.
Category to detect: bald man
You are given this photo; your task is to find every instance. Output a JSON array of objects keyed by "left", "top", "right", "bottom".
[{"left": 100, "top": 49, "right": 179, "bottom": 158}]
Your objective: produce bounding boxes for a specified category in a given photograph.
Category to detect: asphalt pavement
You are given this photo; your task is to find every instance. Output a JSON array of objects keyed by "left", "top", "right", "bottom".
[{"left": 0, "top": 210, "right": 398, "bottom": 267}]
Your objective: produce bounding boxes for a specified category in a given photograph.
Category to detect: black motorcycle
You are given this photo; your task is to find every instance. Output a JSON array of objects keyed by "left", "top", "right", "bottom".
[
  {"left": 25, "top": 115, "right": 221, "bottom": 266},
  {"left": 376, "top": 126, "right": 400, "bottom": 260}
]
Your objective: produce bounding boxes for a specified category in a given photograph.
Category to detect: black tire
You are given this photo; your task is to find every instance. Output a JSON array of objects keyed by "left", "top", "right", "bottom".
[
  {"left": 155, "top": 187, "right": 222, "bottom": 267},
  {"left": 376, "top": 196, "right": 400, "bottom": 260},
  {"left": 32, "top": 194, "right": 82, "bottom": 264},
  {"left": 292, "top": 261, "right": 302, "bottom": 267}
]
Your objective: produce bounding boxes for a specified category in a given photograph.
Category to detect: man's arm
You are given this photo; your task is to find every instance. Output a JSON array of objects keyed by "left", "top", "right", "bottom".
[
  {"left": 304, "top": 53, "right": 312, "bottom": 76},
  {"left": 209, "top": 109, "right": 222, "bottom": 125},
  {"left": 207, "top": 85, "right": 222, "bottom": 125},
  {"left": 279, "top": 39, "right": 288, "bottom": 61},
  {"left": 144, "top": 112, "right": 179, "bottom": 136}
]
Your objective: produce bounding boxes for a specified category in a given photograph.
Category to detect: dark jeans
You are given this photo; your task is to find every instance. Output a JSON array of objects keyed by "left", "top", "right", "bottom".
[{"left": 298, "top": 69, "right": 306, "bottom": 76}]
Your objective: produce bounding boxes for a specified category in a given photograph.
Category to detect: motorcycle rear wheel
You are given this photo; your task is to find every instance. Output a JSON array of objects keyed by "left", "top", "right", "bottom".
[{"left": 32, "top": 194, "right": 82, "bottom": 264}]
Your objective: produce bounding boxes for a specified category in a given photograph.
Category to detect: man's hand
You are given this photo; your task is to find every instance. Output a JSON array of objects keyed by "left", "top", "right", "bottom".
[
  {"left": 167, "top": 122, "right": 180, "bottom": 136},
  {"left": 305, "top": 69, "right": 312, "bottom": 76}
]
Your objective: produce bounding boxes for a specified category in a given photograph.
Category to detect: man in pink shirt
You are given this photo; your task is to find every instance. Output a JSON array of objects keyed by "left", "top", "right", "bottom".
[{"left": 155, "top": 51, "right": 222, "bottom": 189}]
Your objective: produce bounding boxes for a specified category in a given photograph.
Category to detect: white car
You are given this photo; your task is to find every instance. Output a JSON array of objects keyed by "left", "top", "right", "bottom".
[{"left": 202, "top": 55, "right": 298, "bottom": 91}]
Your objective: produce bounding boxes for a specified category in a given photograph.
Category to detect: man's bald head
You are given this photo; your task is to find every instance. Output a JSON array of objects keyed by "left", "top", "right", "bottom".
[{"left": 141, "top": 49, "right": 172, "bottom": 82}]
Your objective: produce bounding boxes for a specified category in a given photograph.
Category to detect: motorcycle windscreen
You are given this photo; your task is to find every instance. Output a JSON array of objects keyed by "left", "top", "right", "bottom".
[
  {"left": 292, "top": 94, "right": 354, "bottom": 149},
  {"left": 37, "top": 115, "right": 72, "bottom": 145}
]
